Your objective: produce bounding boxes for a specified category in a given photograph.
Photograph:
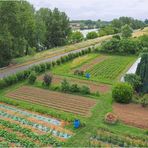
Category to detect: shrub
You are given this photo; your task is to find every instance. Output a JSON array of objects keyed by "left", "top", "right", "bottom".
[
  {"left": 28, "top": 72, "right": 36, "bottom": 84},
  {"left": 32, "top": 65, "right": 41, "bottom": 73},
  {"left": 3, "top": 75, "right": 18, "bottom": 86},
  {"left": 86, "top": 31, "right": 98, "bottom": 39},
  {"left": 141, "top": 95, "right": 148, "bottom": 107},
  {"left": 112, "top": 83, "right": 133, "bottom": 104},
  {"left": 52, "top": 61, "right": 56, "bottom": 67},
  {"left": 61, "top": 79, "right": 70, "bottom": 92},
  {"left": 74, "top": 69, "right": 84, "bottom": 76},
  {"left": 70, "top": 84, "right": 80, "bottom": 93},
  {"left": 0, "top": 79, "right": 6, "bottom": 89},
  {"left": 43, "top": 73, "right": 52, "bottom": 86},
  {"left": 105, "top": 112, "right": 118, "bottom": 125},
  {"left": 39, "top": 63, "right": 47, "bottom": 72},
  {"left": 56, "top": 59, "right": 61, "bottom": 65},
  {"left": 81, "top": 85, "right": 90, "bottom": 94},
  {"left": 124, "top": 74, "right": 142, "bottom": 92},
  {"left": 46, "top": 62, "right": 52, "bottom": 70},
  {"left": 16, "top": 71, "right": 25, "bottom": 81}
]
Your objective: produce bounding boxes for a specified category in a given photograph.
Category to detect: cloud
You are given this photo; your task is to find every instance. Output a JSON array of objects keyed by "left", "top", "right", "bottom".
[{"left": 28, "top": 0, "right": 148, "bottom": 20}]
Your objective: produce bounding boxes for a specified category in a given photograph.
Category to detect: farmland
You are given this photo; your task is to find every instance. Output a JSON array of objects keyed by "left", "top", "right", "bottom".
[
  {"left": 0, "top": 103, "right": 73, "bottom": 147},
  {"left": 52, "top": 53, "right": 136, "bottom": 84},
  {"left": 6, "top": 86, "right": 97, "bottom": 116}
]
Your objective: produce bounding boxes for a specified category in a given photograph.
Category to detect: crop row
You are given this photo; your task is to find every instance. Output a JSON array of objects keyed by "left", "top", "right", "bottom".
[
  {"left": 0, "top": 119, "right": 61, "bottom": 147},
  {"left": 0, "top": 104, "right": 61, "bottom": 126},
  {"left": 87, "top": 56, "right": 135, "bottom": 80},
  {"left": 0, "top": 129, "right": 37, "bottom": 148},
  {"left": 6, "top": 86, "right": 96, "bottom": 116},
  {"left": 90, "top": 129, "right": 148, "bottom": 147},
  {"left": 0, "top": 110, "right": 71, "bottom": 139}
]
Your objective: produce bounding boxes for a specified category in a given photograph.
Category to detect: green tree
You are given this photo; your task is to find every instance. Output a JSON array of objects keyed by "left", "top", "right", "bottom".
[
  {"left": 136, "top": 53, "right": 148, "bottom": 93},
  {"left": 86, "top": 31, "right": 98, "bottom": 39},
  {"left": 124, "top": 74, "right": 142, "bottom": 92},
  {"left": 68, "top": 31, "right": 84, "bottom": 43},
  {"left": 121, "top": 24, "right": 133, "bottom": 38}
]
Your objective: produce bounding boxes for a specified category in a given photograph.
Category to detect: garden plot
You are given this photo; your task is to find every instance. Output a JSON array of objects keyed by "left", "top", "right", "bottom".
[
  {"left": 86, "top": 56, "right": 136, "bottom": 82},
  {"left": 0, "top": 103, "right": 73, "bottom": 147},
  {"left": 90, "top": 128, "right": 148, "bottom": 147},
  {"left": 38, "top": 75, "right": 111, "bottom": 93},
  {"left": 113, "top": 103, "right": 148, "bottom": 129},
  {"left": 6, "top": 86, "right": 97, "bottom": 116}
]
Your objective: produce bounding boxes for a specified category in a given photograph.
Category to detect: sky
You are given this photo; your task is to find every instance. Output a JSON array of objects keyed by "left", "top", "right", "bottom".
[{"left": 28, "top": 0, "right": 148, "bottom": 21}]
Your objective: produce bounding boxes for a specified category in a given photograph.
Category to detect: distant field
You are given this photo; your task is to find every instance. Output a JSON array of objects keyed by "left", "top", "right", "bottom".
[
  {"left": 52, "top": 53, "right": 136, "bottom": 83},
  {"left": 6, "top": 86, "right": 97, "bottom": 116},
  {"left": 86, "top": 56, "right": 136, "bottom": 81}
]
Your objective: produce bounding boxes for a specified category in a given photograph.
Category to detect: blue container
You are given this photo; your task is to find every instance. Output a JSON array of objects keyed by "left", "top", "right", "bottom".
[
  {"left": 86, "top": 73, "right": 90, "bottom": 79},
  {"left": 74, "top": 119, "right": 80, "bottom": 128}
]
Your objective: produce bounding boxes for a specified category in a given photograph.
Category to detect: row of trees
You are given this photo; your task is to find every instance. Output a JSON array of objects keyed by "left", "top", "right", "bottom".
[
  {"left": 100, "top": 31, "right": 148, "bottom": 55},
  {"left": 99, "top": 17, "right": 146, "bottom": 36},
  {"left": 0, "top": 1, "right": 71, "bottom": 67}
]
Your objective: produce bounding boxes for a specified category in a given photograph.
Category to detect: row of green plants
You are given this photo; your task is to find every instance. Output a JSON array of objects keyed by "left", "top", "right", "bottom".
[
  {"left": 87, "top": 56, "right": 135, "bottom": 81},
  {"left": 0, "top": 110, "right": 71, "bottom": 139},
  {"left": 0, "top": 47, "right": 92, "bottom": 89},
  {"left": 0, "top": 119, "right": 61, "bottom": 147},
  {"left": 0, "top": 129, "right": 37, "bottom": 148},
  {"left": 90, "top": 128, "right": 148, "bottom": 147}
]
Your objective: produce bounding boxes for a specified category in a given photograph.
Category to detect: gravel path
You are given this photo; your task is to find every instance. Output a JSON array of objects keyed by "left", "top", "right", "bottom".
[{"left": 0, "top": 45, "right": 97, "bottom": 79}]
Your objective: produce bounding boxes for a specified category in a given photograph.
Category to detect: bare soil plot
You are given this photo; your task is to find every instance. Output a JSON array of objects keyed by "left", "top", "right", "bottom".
[
  {"left": 38, "top": 75, "right": 111, "bottom": 93},
  {"left": 113, "top": 103, "right": 148, "bottom": 129},
  {"left": 6, "top": 86, "right": 97, "bottom": 116}
]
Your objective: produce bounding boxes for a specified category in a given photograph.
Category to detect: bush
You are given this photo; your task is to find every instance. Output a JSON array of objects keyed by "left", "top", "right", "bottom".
[
  {"left": 43, "top": 73, "right": 52, "bottom": 86},
  {"left": 46, "top": 62, "right": 52, "bottom": 70},
  {"left": 70, "top": 84, "right": 80, "bottom": 93},
  {"left": 39, "top": 63, "right": 47, "bottom": 72},
  {"left": 52, "top": 61, "right": 56, "bottom": 67},
  {"left": 81, "top": 85, "right": 90, "bottom": 94},
  {"left": 3, "top": 75, "right": 18, "bottom": 86},
  {"left": 61, "top": 79, "right": 70, "bottom": 92},
  {"left": 28, "top": 72, "right": 36, "bottom": 84},
  {"left": 112, "top": 83, "right": 133, "bottom": 104},
  {"left": 141, "top": 95, "right": 148, "bottom": 107},
  {"left": 32, "top": 65, "right": 41, "bottom": 73},
  {"left": 28, "top": 47, "right": 36, "bottom": 55},
  {"left": 74, "top": 69, "right": 84, "bottom": 76},
  {"left": 124, "top": 74, "right": 142, "bottom": 92},
  {"left": 56, "top": 59, "right": 61, "bottom": 65},
  {"left": 0, "top": 79, "right": 6, "bottom": 89},
  {"left": 105, "top": 112, "right": 118, "bottom": 124},
  {"left": 86, "top": 31, "right": 98, "bottom": 39}
]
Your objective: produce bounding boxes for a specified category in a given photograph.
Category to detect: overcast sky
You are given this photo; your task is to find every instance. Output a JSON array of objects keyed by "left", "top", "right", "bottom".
[{"left": 28, "top": 0, "right": 148, "bottom": 21}]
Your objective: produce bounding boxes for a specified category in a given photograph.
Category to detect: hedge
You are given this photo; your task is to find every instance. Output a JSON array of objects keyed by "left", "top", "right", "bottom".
[{"left": 0, "top": 47, "right": 93, "bottom": 89}]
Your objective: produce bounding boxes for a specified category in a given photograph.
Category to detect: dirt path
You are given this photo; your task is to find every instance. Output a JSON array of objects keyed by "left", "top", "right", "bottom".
[
  {"left": 38, "top": 75, "right": 111, "bottom": 93},
  {"left": 113, "top": 103, "right": 148, "bottom": 129}
]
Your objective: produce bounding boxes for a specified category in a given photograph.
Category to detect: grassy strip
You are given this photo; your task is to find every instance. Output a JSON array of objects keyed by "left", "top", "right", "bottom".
[{"left": 12, "top": 35, "right": 111, "bottom": 65}]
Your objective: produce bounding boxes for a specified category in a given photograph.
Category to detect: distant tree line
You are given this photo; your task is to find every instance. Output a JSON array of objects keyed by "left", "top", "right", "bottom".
[
  {"left": 0, "top": 1, "right": 71, "bottom": 67},
  {"left": 70, "top": 20, "right": 110, "bottom": 29},
  {"left": 98, "top": 17, "right": 146, "bottom": 36}
]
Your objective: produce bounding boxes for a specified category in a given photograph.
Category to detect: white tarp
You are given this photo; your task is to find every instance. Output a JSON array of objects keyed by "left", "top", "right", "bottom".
[{"left": 121, "top": 57, "right": 141, "bottom": 82}]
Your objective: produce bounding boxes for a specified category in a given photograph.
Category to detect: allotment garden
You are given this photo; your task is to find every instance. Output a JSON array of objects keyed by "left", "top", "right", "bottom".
[{"left": 0, "top": 33, "right": 148, "bottom": 147}]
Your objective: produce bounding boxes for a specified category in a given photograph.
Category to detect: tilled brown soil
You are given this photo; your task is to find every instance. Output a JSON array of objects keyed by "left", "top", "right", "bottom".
[
  {"left": 6, "top": 86, "right": 97, "bottom": 116},
  {"left": 113, "top": 103, "right": 148, "bottom": 129},
  {"left": 38, "top": 75, "right": 111, "bottom": 93}
]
